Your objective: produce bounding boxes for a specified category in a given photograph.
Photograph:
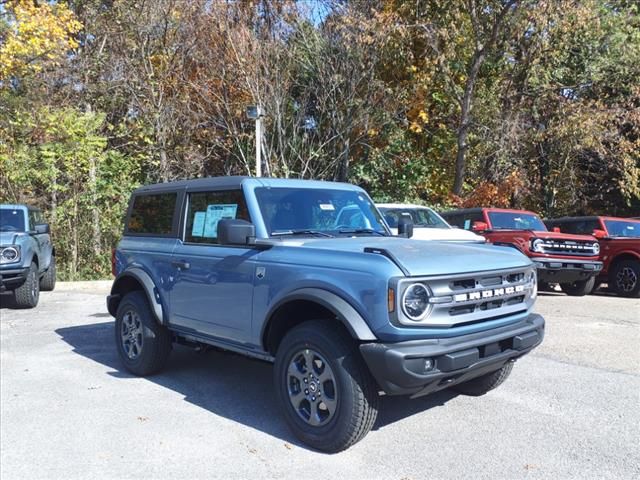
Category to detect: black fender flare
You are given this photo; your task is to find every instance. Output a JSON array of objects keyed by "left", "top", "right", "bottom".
[
  {"left": 262, "top": 287, "right": 377, "bottom": 344},
  {"left": 107, "top": 268, "right": 165, "bottom": 324}
]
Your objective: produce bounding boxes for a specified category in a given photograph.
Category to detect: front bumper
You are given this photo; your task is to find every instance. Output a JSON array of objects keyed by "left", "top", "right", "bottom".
[
  {"left": 0, "top": 266, "right": 29, "bottom": 291},
  {"left": 532, "top": 258, "right": 602, "bottom": 283},
  {"left": 359, "top": 313, "right": 544, "bottom": 397}
]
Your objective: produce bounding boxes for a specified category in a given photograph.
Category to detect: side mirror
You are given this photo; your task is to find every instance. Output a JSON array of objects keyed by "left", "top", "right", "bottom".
[
  {"left": 552, "top": 227, "right": 561, "bottom": 233},
  {"left": 593, "top": 229, "right": 607, "bottom": 239},
  {"left": 34, "top": 223, "right": 50, "bottom": 234},
  {"left": 397, "top": 217, "right": 414, "bottom": 238},
  {"left": 217, "top": 219, "right": 256, "bottom": 245},
  {"left": 472, "top": 221, "right": 488, "bottom": 232}
]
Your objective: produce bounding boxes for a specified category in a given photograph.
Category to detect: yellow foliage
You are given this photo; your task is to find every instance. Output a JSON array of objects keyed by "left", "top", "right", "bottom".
[
  {"left": 0, "top": 0, "right": 83, "bottom": 80},
  {"left": 409, "top": 122, "right": 423, "bottom": 133}
]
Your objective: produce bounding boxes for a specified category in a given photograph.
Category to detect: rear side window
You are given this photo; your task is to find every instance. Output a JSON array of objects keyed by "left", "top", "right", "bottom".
[
  {"left": 127, "top": 193, "right": 177, "bottom": 235},
  {"left": 444, "top": 212, "right": 483, "bottom": 230},
  {"left": 555, "top": 220, "right": 600, "bottom": 235},
  {"left": 184, "top": 190, "right": 250, "bottom": 244}
]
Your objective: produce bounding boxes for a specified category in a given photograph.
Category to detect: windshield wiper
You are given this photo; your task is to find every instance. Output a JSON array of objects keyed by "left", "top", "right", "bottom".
[
  {"left": 338, "top": 228, "right": 387, "bottom": 236},
  {"left": 271, "top": 229, "right": 334, "bottom": 238}
]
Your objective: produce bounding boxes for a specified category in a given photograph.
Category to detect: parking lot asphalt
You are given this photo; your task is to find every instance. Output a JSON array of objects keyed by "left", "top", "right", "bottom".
[{"left": 1, "top": 283, "right": 639, "bottom": 480}]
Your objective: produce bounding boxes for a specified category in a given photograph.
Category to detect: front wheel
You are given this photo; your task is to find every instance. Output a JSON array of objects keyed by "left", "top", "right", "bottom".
[
  {"left": 452, "top": 362, "right": 513, "bottom": 396},
  {"left": 13, "top": 263, "right": 40, "bottom": 308},
  {"left": 274, "top": 321, "right": 379, "bottom": 452},
  {"left": 39, "top": 256, "right": 56, "bottom": 291},
  {"left": 115, "top": 291, "right": 172, "bottom": 376},
  {"left": 560, "top": 276, "right": 595, "bottom": 296},
  {"left": 610, "top": 260, "right": 640, "bottom": 298}
]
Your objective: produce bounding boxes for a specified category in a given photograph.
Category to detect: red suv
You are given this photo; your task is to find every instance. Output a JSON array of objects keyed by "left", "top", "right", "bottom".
[
  {"left": 545, "top": 216, "right": 640, "bottom": 298},
  {"left": 441, "top": 208, "right": 602, "bottom": 296}
]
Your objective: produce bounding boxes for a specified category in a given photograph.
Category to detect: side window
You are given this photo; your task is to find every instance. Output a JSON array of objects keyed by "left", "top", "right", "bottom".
[
  {"left": 579, "top": 220, "right": 600, "bottom": 234},
  {"left": 28, "top": 210, "right": 44, "bottom": 230},
  {"left": 185, "top": 190, "right": 250, "bottom": 244},
  {"left": 127, "top": 193, "right": 177, "bottom": 235},
  {"left": 28, "top": 211, "right": 37, "bottom": 231},
  {"left": 457, "top": 213, "right": 482, "bottom": 230},
  {"left": 446, "top": 214, "right": 464, "bottom": 229},
  {"left": 557, "top": 220, "right": 599, "bottom": 235}
]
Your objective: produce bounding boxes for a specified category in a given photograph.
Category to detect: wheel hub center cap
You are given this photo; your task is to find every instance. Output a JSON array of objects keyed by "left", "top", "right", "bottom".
[{"left": 308, "top": 383, "right": 318, "bottom": 393}]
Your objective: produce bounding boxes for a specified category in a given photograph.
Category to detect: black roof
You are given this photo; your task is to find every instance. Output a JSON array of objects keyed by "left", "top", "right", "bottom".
[
  {"left": 545, "top": 216, "right": 600, "bottom": 222},
  {"left": 440, "top": 207, "right": 484, "bottom": 216},
  {"left": 133, "top": 176, "right": 250, "bottom": 194}
]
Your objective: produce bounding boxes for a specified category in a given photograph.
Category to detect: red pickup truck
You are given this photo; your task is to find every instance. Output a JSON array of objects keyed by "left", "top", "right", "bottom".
[
  {"left": 545, "top": 216, "right": 640, "bottom": 298},
  {"left": 441, "top": 208, "right": 602, "bottom": 296}
]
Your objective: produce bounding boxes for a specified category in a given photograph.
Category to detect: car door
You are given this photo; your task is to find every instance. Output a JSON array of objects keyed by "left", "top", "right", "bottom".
[
  {"left": 28, "top": 210, "right": 52, "bottom": 270},
  {"left": 168, "top": 188, "right": 258, "bottom": 344}
]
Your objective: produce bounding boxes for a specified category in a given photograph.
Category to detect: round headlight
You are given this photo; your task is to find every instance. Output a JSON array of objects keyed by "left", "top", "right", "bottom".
[
  {"left": 531, "top": 238, "right": 545, "bottom": 253},
  {"left": 592, "top": 242, "right": 600, "bottom": 255},
  {"left": 1, "top": 247, "right": 19, "bottom": 262},
  {"left": 402, "top": 283, "right": 430, "bottom": 321}
]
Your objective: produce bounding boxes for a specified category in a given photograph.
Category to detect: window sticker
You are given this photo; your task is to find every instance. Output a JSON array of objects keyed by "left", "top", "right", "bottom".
[
  {"left": 191, "top": 212, "right": 206, "bottom": 237},
  {"left": 203, "top": 204, "right": 238, "bottom": 238},
  {"left": 464, "top": 219, "right": 471, "bottom": 230},
  {"left": 319, "top": 203, "right": 335, "bottom": 211}
]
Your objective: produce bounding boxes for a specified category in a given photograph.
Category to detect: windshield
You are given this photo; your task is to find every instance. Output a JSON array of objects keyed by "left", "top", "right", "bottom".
[
  {"left": 255, "top": 187, "right": 388, "bottom": 237},
  {"left": 604, "top": 219, "right": 640, "bottom": 238},
  {"left": 379, "top": 207, "right": 449, "bottom": 229},
  {"left": 0, "top": 209, "right": 25, "bottom": 232},
  {"left": 488, "top": 211, "right": 547, "bottom": 231}
]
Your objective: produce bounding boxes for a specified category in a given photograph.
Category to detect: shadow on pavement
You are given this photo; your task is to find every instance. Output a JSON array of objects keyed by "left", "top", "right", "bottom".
[{"left": 56, "top": 321, "right": 458, "bottom": 451}]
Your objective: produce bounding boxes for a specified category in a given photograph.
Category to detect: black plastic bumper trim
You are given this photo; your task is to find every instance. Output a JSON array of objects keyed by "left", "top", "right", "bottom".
[
  {"left": 0, "top": 267, "right": 29, "bottom": 290},
  {"left": 359, "top": 313, "right": 544, "bottom": 396}
]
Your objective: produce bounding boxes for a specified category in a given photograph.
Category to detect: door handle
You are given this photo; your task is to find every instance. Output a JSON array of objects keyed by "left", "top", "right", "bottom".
[{"left": 171, "top": 260, "right": 190, "bottom": 270}]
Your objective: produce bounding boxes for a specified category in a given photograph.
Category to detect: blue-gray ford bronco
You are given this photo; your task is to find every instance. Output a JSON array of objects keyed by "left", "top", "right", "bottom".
[
  {"left": 0, "top": 204, "right": 56, "bottom": 308},
  {"left": 107, "top": 177, "right": 544, "bottom": 452}
]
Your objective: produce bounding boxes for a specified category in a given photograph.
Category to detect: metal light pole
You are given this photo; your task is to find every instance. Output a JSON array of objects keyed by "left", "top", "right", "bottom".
[{"left": 246, "top": 105, "right": 265, "bottom": 177}]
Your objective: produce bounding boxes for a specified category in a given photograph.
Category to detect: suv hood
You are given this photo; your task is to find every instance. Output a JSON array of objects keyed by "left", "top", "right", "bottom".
[
  {"left": 281, "top": 237, "right": 531, "bottom": 276},
  {"left": 402, "top": 227, "right": 484, "bottom": 242},
  {"left": 499, "top": 230, "right": 596, "bottom": 242},
  {"left": 0, "top": 231, "right": 23, "bottom": 245}
]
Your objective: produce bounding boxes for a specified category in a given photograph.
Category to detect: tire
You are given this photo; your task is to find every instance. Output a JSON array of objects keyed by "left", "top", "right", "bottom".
[
  {"left": 13, "top": 263, "right": 39, "bottom": 309},
  {"left": 560, "top": 276, "right": 595, "bottom": 296},
  {"left": 452, "top": 362, "right": 514, "bottom": 396},
  {"left": 39, "top": 256, "right": 56, "bottom": 291},
  {"left": 610, "top": 260, "right": 640, "bottom": 298},
  {"left": 115, "top": 291, "right": 172, "bottom": 376},
  {"left": 274, "top": 320, "right": 379, "bottom": 452}
]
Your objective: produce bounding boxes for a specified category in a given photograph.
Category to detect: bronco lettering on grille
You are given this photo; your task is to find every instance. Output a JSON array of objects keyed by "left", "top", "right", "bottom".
[{"left": 453, "top": 285, "right": 524, "bottom": 303}]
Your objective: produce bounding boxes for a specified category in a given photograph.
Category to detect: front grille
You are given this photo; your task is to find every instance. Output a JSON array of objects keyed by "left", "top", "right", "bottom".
[
  {"left": 538, "top": 240, "right": 597, "bottom": 256},
  {"left": 395, "top": 266, "right": 536, "bottom": 328}
]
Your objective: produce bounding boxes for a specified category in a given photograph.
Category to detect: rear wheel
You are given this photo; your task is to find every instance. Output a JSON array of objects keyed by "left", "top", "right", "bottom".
[
  {"left": 39, "top": 256, "right": 56, "bottom": 291},
  {"left": 560, "top": 276, "right": 595, "bottom": 296},
  {"left": 452, "top": 363, "right": 513, "bottom": 396},
  {"left": 274, "top": 321, "right": 379, "bottom": 452},
  {"left": 115, "top": 291, "right": 172, "bottom": 376},
  {"left": 13, "top": 263, "right": 39, "bottom": 309},
  {"left": 610, "top": 260, "right": 640, "bottom": 298}
]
